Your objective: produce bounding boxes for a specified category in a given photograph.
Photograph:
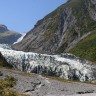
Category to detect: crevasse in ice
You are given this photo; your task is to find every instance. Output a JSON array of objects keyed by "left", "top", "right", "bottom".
[{"left": 0, "top": 44, "right": 95, "bottom": 82}]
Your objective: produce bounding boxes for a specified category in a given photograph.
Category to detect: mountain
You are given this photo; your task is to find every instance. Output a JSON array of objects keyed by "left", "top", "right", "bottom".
[
  {"left": 13, "top": 0, "right": 96, "bottom": 61},
  {"left": 0, "top": 24, "right": 22, "bottom": 44}
]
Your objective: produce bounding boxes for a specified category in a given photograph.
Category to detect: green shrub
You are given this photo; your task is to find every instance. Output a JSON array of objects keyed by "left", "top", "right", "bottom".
[
  {"left": 0, "top": 77, "right": 29, "bottom": 96},
  {"left": 4, "top": 76, "right": 17, "bottom": 87}
]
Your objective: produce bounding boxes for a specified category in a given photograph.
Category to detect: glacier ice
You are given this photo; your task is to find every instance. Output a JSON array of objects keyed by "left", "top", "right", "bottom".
[
  {"left": 0, "top": 45, "right": 95, "bottom": 82},
  {"left": 0, "top": 44, "right": 12, "bottom": 49},
  {"left": 13, "top": 32, "right": 26, "bottom": 44}
]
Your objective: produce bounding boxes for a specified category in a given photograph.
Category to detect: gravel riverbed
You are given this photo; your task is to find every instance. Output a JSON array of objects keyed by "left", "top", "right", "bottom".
[{"left": 0, "top": 68, "right": 96, "bottom": 96}]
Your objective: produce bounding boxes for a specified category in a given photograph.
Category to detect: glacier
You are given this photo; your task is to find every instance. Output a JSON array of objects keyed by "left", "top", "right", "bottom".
[
  {"left": 0, "top": 44, "right": 96, "bottom": 82},
  {"left": 13, "top": 32, "right": 26, "bottom": 44}
]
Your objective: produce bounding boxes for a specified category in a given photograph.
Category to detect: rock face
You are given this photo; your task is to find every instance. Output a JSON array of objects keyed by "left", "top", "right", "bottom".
[
  {"left": 0, "top": 51, "right": 12, "bottom": 68},
  {"left": 0, "top": 45, "right": 96, "bottom": 82},
  {"left": 0, "top": 24, "right": 22, "bottom": 44},
  {"left": 13, "top": 0, "right": 96, "bottom": 55},
  {"left": 86, "top": 0, "right": 96, "bottom": 21}
]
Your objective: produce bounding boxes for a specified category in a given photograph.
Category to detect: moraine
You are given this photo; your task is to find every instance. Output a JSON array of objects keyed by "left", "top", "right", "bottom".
[{"left": 0, "top": 44, "right": 96, "bottom": 82}]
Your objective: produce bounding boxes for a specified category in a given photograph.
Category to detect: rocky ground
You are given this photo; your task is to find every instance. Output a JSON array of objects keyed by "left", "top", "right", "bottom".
[{"left": 0, "top": 68, "right": 96, "bottom": 96}]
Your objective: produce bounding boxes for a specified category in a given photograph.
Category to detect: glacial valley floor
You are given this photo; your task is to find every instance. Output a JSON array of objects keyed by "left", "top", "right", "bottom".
[{"left": 0, "top": 68, "right": 96, "bottom": 96}]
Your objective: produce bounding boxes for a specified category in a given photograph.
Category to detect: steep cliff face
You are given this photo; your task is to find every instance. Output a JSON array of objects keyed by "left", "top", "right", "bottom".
[
  {"left": 85, "top": 0, "right": 96, "bottom": 21},
  {"left": 0, "top": 24, "right": 22, "bottom": 44},
  {"left": 13, "top": 0, "right": 96, "bottom": 56}
]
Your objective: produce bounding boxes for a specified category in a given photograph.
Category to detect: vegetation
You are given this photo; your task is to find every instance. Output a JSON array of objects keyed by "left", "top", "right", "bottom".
[
  {"left": 57, "top": 0, "right": 96, "bottom": 61},
  {"left": 4, "top": 76, "right": 17, "bottom": 87},
  {"left": 57, "top": 43, "right": 68, "bottom": 53},
  {"left": 0, "top": 89, "right": 29, "bottom": 96},
  {"left": 0, "top": 75, "right": 29, "bottom": 96},
  {"left": 70, "top": 31, "right": 96, "bottom": 62},
  {"left": 44, "top": 0, "right": 96, "bottom": 54},
  {"left": 45, "top": 75, "right": 96, "bottom": 85},
  {"left": 13, "top": 0, "right": 96, "bottom": 58},
  {"left": 0, "top": 52, "right": 13, "bottom": 68},
  {"left": 72, "top": 0, "right": 96, "bottom": 35}
]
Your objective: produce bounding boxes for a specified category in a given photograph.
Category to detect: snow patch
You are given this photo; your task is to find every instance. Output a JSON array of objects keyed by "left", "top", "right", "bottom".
[{"left": 14, "top": 32, "right": 26, "bottom": 44}]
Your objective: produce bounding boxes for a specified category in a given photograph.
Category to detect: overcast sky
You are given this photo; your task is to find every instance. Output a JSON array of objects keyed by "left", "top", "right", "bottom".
[{"left": 0, "top": 0, "right": 67, "bottom": 33}]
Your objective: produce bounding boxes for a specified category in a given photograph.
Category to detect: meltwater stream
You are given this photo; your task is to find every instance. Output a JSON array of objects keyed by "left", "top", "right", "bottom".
[{"left": 0, "top": 44, "right": 96, "bottom": 82}]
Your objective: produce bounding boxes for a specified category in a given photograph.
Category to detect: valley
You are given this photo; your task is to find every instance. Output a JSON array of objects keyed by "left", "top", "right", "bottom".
[
  {"left": 0, "top": 44, "right": 96, "bottom": 96},
  {"left": 0, "top": 0, "right": 96, "bottom": 96}
]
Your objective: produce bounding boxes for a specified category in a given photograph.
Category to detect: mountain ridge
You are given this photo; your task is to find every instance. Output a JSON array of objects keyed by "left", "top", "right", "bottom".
[
  {"left": 0, "top": 24, "right": 22, "bottom": 44},
  {"left": 13, "top": 0, "right": 96, "bottom": 61}
]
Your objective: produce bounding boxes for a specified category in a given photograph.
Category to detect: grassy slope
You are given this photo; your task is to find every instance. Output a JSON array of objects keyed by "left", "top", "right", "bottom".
[{"left": 70, "top": 31, "right": 96, "bottom": 62}]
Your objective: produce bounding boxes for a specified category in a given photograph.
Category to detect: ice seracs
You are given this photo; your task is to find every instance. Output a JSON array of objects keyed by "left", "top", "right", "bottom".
[{"left": 0, "top": 45, "right": 95, "bottom": 82}]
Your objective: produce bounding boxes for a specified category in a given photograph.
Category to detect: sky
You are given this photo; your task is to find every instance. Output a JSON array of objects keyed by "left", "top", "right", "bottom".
[{"left": 0, "top": 0, "right": 67, "bottom": 33}]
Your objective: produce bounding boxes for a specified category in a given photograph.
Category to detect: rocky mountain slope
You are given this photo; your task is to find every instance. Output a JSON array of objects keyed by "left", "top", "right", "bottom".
[
  {"left": 13, "top": 0, "right": 96, "bottom": 61},
  {"left": 0, "top": 24, "right": 22, "bottom": 44}
]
